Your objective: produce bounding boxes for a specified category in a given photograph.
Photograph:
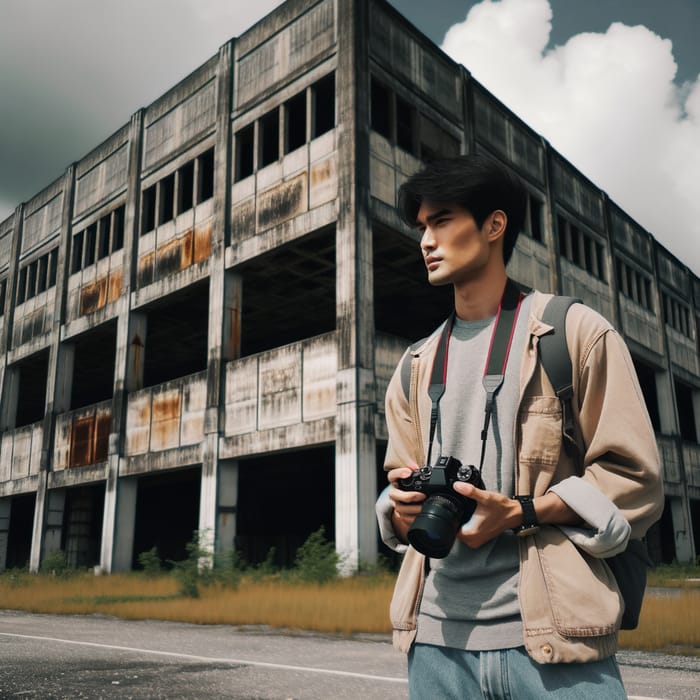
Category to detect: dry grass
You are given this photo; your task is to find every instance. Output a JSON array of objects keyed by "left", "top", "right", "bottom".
[
  {"left": 619, "top": 589, "right": 700, "bottom": 654},
  {"left": 0, "top": 572, "right": 395, "bottom": 636},
  {"left": 1, "top": 571, "right": 698, "bottom": 653}
]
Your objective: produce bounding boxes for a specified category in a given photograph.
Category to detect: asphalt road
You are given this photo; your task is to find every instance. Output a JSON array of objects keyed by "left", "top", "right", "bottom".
[{"left": 0, "top": 611, "right": 698, "bottom": 699}]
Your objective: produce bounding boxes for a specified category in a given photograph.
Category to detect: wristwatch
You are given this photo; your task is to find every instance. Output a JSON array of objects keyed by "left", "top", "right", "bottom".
[{"left": 512, "top": 495, "right": 540, "bottom": 537}]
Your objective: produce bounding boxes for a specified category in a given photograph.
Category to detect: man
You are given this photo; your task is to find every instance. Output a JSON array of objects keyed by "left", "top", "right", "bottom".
[{"left": 376, "top": 155, "right": 663, "bottom": 698}]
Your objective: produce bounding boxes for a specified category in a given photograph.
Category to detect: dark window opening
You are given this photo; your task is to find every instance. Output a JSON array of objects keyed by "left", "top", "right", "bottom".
[
  {"left": 26, "top": 262, "right": 37, "bottom": 300},
  {"left": 371, "top": 77, "right": 392, "bottom": 139},
  {"left": 98, "top": 217, "right": 111, "bottom": 260},
  {"left": 177, "top": 161, "right": 194, "bottom": 214},
  {"left": 675, "top": 380, "right": 698, "bottom": 443},
  {"left": 374, "top": 226, "right": 453, "bottom": 339},
  {"left": 85, "top": 223, "right": 97, "bottom": 267},
  {"left": 632, "top": 359, "right": 661, "bottom": 432},
  {"left": 285, "top": 92, "right": 307, "bottom": 154},
  {"left": 17, "top": 266, "right": 27, "bottom": 304},
  {"left": 69, "top": 321, "right": 117, "bottom": 410},
  {"left": 197, "top": 149, "right": 215, "bottom": 203},
  {"left": 395, "top": 95, "right": 416, "bottom": 154},
  {"left": 37, "top": 255, "right": 48, "bottom": 294},
  {"left": 132, "top": 467, "right": 201, "bottom": 570},
  {"left": 0, "top": 279, "right": 6, "bottom": 315},
  {"left": 141, "top": 185, "right": 156, "bottom": 234},
  {"left": 61, "top": 485, "right": 105, "bottom": 569},
  {"left": 312, "top": 73, "right": 335, "bottom": 138},
  {"left": 112, "top": 206, "right": 125, "bottom": 252},
  {"left": 15, "top": 350, "right": 49, "bottom": 427},
  {"left": 71, "top": 231, "right": 84, "bottom": 275},
  {"left": 235, "top": 124, "right": 255, "bottom": 181},
  {"left": 142, "top": 281, "right": 209, "bottom": 387},
  {"left": 239, "top": 231, "right": 336, "bottom": 357},
  {"left": 528, "top": 196, "right": 543, "bottom": 242},
  {"left": 48, "top": 248, "right": 58, "bottom": 288},
  {"left": 5, "top": 493, "right": 35, "bottom": 570},
  {"left": 158, "top": 173, "right": 175, "bottom": 225},
  {"left": 237, "top": 448, "right": 334, "bottom": 568},
  {"left": 259, "top": 110, "right": 280, "bottom": 168}
]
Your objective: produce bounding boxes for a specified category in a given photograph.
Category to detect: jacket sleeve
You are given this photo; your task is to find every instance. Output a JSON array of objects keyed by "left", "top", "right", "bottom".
[
  {"left": 567, "top": 323, "right": 664, "bottom": 541},
  {"left": 382, "top": 348, "right": 425, "bottom": 474}
]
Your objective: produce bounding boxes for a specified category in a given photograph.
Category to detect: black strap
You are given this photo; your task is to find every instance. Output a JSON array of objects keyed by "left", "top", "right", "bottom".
[
  {"left": 539, "top": 296, "right": 581, "bottom": 458},
  {"left": 426, "top": 279, "right": 523, "bottom": 473}
]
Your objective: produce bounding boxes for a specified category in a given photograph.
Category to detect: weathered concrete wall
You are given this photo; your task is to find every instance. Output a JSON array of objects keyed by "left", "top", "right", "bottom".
[
  {"left": 124, "top": 371, "right": 206, "bottom": 456},
  {"left": 0, "top": 423, "right": 43, "bottom": 482},
  {"left": 223, "top": 332, "right": 337, "bottom": 437}
]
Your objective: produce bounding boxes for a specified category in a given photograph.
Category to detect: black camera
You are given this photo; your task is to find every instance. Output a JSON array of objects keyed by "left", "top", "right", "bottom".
[{"left": 397, "top": 456, "right": 485, "bottom": 558}]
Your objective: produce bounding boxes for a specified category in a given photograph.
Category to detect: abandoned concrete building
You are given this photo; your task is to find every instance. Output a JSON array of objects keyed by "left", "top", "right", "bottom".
[{"left": 0, "top": 0, "right": 698, "bottom": 574}]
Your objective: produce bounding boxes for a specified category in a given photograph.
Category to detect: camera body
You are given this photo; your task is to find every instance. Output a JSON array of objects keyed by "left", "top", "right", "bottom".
[{"left": 397, "top": 456, "right": 484, "bottom": 558}]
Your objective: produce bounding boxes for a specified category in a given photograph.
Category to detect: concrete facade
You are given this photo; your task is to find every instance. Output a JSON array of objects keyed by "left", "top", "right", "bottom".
[{"left": 0, "top": 0, "right": 698, "bottom": 573}]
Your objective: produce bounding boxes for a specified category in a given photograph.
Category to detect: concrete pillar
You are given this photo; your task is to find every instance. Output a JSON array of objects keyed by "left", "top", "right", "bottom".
[
  {"left": 655, "top": 370, "right": 677, "bottom": 434},
  {"left": 334, "top": 0, "right": 378, "bottom": 572},
  {"left": 198, "top": 40, "right": 234, "bottom": 560},
  {"left": 111, "top": 477, "right": 138, "bottom": 571},
  {"left": 670, "top": 495, "right": 694, "bottom": 563},
  {"left": 0, "top": 498, "right": 11, "bottom": 572},
  {"left": 98, "top": 110, "right": 145, "bottom": 573}
]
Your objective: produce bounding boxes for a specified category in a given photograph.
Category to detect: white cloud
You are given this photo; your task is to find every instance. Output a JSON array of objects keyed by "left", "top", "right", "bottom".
[
  {"left": 0, "top": 0, "right": 282, "bottom": 220},
  {"left": 442, "top": 0, "right": 700, "bottom": 275}
]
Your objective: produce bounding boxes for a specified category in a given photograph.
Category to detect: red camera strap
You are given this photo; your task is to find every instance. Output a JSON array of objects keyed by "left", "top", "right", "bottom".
[{"left": 426, "top": 278, "right": 524, "bottom": 473}]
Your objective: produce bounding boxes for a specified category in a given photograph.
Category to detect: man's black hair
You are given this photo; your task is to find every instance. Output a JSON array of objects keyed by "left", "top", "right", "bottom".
[{"left": 397, "top": 155, "right": 527, "bottom": 265}]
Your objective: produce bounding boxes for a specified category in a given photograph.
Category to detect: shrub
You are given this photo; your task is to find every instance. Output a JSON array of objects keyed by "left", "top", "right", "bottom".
[
  {"left": 169, "top": 531, "right": 213, "bottom": 598},
  {"left": 293, "top": 527, "right": 339, "bottom": 584},
  {"left": 40, "top": 550, "right": 72, "bottom": 577},
  {"left": 137, "top": 547, "right": 162, "bottom": 577}
]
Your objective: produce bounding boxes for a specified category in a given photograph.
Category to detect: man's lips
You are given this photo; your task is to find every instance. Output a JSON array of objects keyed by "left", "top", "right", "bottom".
[{"left": 425, "top": 256, "right": 442, "bottom": 270}]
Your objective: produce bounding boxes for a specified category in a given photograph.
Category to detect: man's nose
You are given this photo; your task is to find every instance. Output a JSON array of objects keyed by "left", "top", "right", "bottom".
[{"left": 420, "top": 228, "right": 436, "bottom": 251}]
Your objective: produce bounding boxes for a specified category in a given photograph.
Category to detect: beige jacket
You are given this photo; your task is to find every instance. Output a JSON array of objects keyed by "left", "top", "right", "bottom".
[{"left": 383, "top": 291, "right": 664, "bottom": 664}]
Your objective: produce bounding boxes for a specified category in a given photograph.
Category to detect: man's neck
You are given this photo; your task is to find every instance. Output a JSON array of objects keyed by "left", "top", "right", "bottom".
[{"left": 453, "top": 270, "right": 508, "bottom": 321}]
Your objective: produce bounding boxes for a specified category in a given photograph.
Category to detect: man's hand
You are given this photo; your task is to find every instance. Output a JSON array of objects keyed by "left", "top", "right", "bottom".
[
  {"left": 387, "top": 466, "right": 426, "bottom": 544},
  {"left": 453, "top": 483, "right": 584, "bottom": 549},
  {"left": 453, "top": 482, "right": 522, "bottom": 548}
]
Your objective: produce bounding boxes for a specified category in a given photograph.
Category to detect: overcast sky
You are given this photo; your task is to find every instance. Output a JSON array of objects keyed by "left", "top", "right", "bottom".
[{"left": 1, "top": 0, "right": 698, "bottom": 274}]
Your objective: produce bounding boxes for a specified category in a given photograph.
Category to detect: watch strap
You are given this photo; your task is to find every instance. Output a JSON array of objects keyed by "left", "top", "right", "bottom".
[{"left": 512, "top": 495, "right": 540, "bottom": 536}]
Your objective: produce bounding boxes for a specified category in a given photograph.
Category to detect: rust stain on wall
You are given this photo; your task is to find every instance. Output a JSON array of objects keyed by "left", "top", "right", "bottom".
[
  {"left": 80, "top": 278, "right": 107, "bottom": 316},
  {"left": 180, "top": 229, "right": 194, "bottom": 268},
  {"left": 108, "top": 269, "right": 122, "bottom": 304},
  {"left": 152, "top": 394, "right": 181, "bottom": 421},
  {"left": 155, "top": 238, "right": 181, "bottom": 279},
  {"left": 311, "top": 158, "right": 333, "bottom": 187},
  {"left": 138, "top": 252, "right": 154, "bottom": 288},
  {"left": 257, "top": 173, "right": 307, "bottom": 229},
  {"left": 68, "top": 409, "right": 112, "bottom": 467},
  {"left": 194, "top": 222, "right": 212, "bottom": 263}
]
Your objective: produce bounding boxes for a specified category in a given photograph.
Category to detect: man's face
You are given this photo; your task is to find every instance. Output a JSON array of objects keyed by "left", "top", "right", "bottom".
[{"left": 416, "top": 200, "right": 493, "bottom": 286}]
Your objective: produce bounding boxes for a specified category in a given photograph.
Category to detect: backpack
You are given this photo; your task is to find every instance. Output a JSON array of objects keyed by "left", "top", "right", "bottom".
[
  {"left": 398, "top": 296, "right": 651, "bottom": 630},
  {"left": 540, "top": 296, "right": 650, "bottom": 631}
]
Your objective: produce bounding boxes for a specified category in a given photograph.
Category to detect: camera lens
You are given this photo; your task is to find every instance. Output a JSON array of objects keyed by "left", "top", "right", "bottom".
[{"left": 407, "top": 493, "right": 476, "bottom": 558}]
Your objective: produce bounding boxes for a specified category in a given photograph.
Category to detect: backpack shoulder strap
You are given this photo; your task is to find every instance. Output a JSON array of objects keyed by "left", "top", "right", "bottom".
[{"left": 539, "top": 296, "right": 582, "bottom": 458}]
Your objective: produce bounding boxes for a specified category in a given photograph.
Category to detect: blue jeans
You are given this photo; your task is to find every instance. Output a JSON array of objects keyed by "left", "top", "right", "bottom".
[{"left": 408, "top": 643, "right": 627, "bottom": 699}]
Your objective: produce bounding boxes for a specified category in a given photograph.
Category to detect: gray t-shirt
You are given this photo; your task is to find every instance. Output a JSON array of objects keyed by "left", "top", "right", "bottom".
[{"left": 415, "top": 293, "right": 532, "bottom": 651}]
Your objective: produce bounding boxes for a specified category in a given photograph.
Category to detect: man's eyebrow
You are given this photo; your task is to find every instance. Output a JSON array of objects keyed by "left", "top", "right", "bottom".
[{"left": 416, "top": 208, "right": 453, "bottom": 226}]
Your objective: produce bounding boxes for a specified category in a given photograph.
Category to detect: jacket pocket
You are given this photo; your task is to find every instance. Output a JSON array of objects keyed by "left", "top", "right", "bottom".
[
  {"left": 533, "top": 528, "right": 620, "bottom": 637},
  {"left": 518, "top": 396, "right": 562, "bottom": 468}
]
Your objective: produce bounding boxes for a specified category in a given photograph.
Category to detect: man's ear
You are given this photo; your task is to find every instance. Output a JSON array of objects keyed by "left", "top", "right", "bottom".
[{"left": 486, "top": 210, "right": 507, "bottom": 242}]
